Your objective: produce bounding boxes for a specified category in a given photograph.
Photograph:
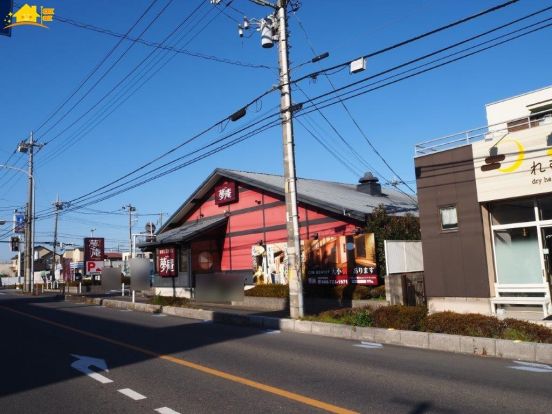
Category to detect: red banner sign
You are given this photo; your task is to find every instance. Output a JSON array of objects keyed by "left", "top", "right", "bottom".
[
  {"left": 157, "top": 247, "right": 177, "bottom": 277},
  {"left": 214, "top": 181, "right": 238, "bottom": 205}
]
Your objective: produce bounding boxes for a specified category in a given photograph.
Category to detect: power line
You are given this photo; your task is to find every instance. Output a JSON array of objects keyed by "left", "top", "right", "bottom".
[
  {"left": 34, "top": 0, "right": 163, "bottom": 136},
  {"left": 35, "top": 0, "right": 227, "bottom": 168},
  {"left": 39, "top": 0, "right": 180, "bottom": 145},
  {"left": 294, "top": 17, "right": 552, "bottom": 118},
  {"left": 291, "top": 0, "right": 520, "bottom": 88},
  {"left": 52, "top": 6, "right": 273, "bottom": 70},
  {"left": 30, "top": 3, "right": 548, "bottom": 220}
]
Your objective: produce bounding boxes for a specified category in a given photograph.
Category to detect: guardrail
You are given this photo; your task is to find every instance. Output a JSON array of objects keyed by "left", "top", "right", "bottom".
[{"left": 414, "top": 109, "right": 552, "bottom": 157}]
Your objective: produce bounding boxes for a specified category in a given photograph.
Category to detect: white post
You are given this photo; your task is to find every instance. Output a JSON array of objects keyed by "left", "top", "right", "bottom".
[
  {"left": 79, "top": 282, "right": 81, "bottom": 295},
  {"left": 132, "top": 290, "right": 135, "bottom": 303},
  {"left": 122, "top": 283, "right": 125, "bottom": 297}
]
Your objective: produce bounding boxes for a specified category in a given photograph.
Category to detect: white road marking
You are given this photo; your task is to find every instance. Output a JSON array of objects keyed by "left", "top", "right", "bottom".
[
  {"left": 354, "top": 341, "right": 383, "bottom": 349},
  {"left": 263, "top": 329, "right": 280, "bottom": 334},
  {"left": 201, "top": 320, "right": 213, "bottom": 323},
  {"left": 118, "top": 388, "right": 147, "bottom": 400},
  {"left": 155, "top": 407, "right": 181, "bottom": 414},
  {"left": 152, "top": 313, "right": 167, "bottom": 317},
  {"left": 0, "top": 292, "right": 6, "bottom": 295},
  {"left": 120, "top": 309, "right": 132, "bottom": 312},
  {"left": 508, "top": 360, "right": 552, "bottom": 373}
]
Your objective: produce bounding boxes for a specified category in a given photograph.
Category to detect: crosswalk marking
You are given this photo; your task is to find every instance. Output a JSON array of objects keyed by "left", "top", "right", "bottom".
[{"left": 118, "top": 388, "right": 147, "bottom": 400}]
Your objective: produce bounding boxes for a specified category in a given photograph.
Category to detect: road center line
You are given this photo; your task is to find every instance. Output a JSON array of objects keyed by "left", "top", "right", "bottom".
[
  {"left": 155, "top": 407, "right": 181, "bottom": 414},
  {"left": 0, "top": 305, "right": 358, "bottom": 414},
  {"left": 118, "top": 388, "right": 147, "bottom": 400}
]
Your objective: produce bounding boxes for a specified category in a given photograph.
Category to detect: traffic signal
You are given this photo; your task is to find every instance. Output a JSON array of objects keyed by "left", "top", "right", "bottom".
[{"left": 10, "top": 236, "right": 19, "bottom": 252}]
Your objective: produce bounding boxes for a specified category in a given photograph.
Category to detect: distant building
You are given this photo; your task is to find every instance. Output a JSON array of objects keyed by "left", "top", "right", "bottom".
[{"left": 415, "top": 85, "right": 552, "bottom": 318}]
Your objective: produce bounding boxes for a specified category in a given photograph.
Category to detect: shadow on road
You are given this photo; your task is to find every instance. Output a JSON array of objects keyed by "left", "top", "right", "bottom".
[{"left": 0, "top": 293, "right": 285, "bottom": 399}]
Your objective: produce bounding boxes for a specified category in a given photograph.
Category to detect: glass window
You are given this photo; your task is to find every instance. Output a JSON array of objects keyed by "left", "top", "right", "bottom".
[
  {"left": 490, "top": 199, "right": 535, "bottom": 225},
  {"left": 440, "top": 206, "right": 458, "bottom": 230},
  {"left": 538, "top": 195, "right": 552, "bottom": 221},
  {"left": 494, "top": 227, "right": 542, "bottom": 284}
]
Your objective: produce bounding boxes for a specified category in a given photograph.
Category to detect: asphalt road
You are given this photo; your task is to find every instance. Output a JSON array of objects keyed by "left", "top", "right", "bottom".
[{"left": 0, "top": 290, "right": 551, "bottom": 414}]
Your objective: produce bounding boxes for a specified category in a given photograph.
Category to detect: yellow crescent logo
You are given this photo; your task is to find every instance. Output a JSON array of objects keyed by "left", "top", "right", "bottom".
[{"left": 498, "top": 139, "right": 524, "bottom": 173}]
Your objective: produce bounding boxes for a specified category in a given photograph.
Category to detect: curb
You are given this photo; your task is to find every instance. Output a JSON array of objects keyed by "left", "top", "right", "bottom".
[{"left": 67, "top": 296, "right": 552, "bottom": 364}]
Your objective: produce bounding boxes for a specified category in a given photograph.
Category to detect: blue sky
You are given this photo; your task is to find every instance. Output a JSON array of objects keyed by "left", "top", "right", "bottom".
[{"left": 1, "top": 0, "right": 551, "bottom": 260}]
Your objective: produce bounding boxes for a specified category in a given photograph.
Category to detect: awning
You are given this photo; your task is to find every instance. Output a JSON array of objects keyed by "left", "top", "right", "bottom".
[{"left": 138, "top": 216, "right": 227, "bottom": 248}]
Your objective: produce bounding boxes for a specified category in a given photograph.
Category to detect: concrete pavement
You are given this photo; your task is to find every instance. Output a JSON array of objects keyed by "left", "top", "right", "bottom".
[{"left": 1, "top": 290, "right": 552, "bottom": 413}]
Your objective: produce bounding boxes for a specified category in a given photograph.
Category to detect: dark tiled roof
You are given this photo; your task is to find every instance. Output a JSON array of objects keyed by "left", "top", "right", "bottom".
[
  {"left": 139, "top": 216, "right": 227, "bottom": 247},
  {"left": 221, "top": 169, "right": 417, "bottom": 217},
  {"left": 158, "top": 169, "right": 417, "bottom": 234}
]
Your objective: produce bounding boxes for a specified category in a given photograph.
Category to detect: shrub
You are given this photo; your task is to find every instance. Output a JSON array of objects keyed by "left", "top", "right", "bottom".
[
  {"left": 371, "top": 305, "right": 427, "bottom": 330},
  {"left": 151, "top": 295, "right": 191, "bottom": 307},
  {"left": 423, "top": 312, "right": 503, "bottom": 338},
  {"left": 502, "top": 318, "right": 552, "bottom": 344},
  {"left": 369, "top": 285, "right": 386, "bottom": 299},
  {"left": 311, "top": 306, "right": 373, "bottom": 327},
  {"left": 244, "top": 284, "right": 289, "bottom": 298}
]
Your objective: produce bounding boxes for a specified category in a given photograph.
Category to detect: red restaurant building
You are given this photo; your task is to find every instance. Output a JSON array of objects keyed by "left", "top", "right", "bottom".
[{"left": 139, "top": 169, "right": 417, "bottom": 297}]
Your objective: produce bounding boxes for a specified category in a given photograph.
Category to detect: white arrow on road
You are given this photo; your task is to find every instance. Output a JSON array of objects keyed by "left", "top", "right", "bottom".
[
  {"left": 354, "top": 341, "right": 383, "bottom": 349},
  {"left": 70, "top": 354, "right": 113, "bottom": 384},
  {"left": 508, "top": 360, "right": 552, "bottom": 373}
]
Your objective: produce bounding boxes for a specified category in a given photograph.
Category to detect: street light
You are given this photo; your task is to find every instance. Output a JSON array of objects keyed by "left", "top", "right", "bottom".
[
  {"left": 0, "top": 164, "right": 35, "bottom": 291},
  {"left": 90, "top": 228, "right": 96, "bottom": 237}
]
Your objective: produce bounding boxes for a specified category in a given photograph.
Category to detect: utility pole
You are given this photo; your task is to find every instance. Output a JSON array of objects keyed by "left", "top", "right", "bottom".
[
  {"left": 276, "top": 0, "right": 304, "bottom": 318},
  {"left": 51, "top": 197, "right": 68, "bottom": 281},
  {"left": 123, "top": 204, "right": 136, "bottom": 256},
  {"left": 234, "top": 0, "right": 304, "bottom": 317},
  {"left": 17, "top": 132, "right": 43, "bottom": 292}
]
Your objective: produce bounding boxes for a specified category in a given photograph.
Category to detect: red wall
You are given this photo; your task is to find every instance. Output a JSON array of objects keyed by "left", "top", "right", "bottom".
[{"left": 179, "top": 180, "right": 358, "bottom": 272}]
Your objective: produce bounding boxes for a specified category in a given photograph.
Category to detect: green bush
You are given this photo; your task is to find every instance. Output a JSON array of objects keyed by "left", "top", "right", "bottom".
[
  {"left": 423, "top": 312, "right": 503, "bottom": 338},
  {"left": 369, "top": 285, "right": 386, "bottom": 299},
  {"left": 245, "top": 284, "right": 289, "bottom": 298},
  {"left": 151, "top": 295, "right": 191, "bottom": 307},
  {"left": 308, "top": 306, "right": 373, "bottom": 327},
  {"left": 502, "top": 318, "right": 552, "bottom": 343},
  {"left": 371, "top": 305, "right": 427, "bottom": 330},
  {"left": 423, "top": 313, "right": 552, "bottom": 343}
]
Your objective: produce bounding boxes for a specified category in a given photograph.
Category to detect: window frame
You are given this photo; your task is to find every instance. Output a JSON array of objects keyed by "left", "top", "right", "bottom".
[{"left": 439, "top": 205, "right": 459, "bottom": 232}]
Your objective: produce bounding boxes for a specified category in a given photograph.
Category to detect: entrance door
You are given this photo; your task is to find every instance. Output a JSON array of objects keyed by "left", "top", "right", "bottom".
[{"left": 540, "top": 227, "right": 552, "bottom": 286}]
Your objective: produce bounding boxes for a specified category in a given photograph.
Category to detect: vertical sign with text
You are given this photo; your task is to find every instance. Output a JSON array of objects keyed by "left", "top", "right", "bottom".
[
  {"left": 84, "top": 237, "right": 104, "bottom": 275},
  {"left": 156, "top": 247, "right": 177, "bottom": 277}
]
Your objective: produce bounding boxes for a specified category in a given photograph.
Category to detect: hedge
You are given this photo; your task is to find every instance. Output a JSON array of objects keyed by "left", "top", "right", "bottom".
[
  {"left": 305, "top": 307, "right": 552, "bottom": 343},
  {"left": 424, "top": 312, "right": 552, "bottom": 343},
  {"left": 244, "top": 284, "right": 386, "bottom": 300},
  {"left": 245, "top": 284, "right": 289, "bottom": 298}
]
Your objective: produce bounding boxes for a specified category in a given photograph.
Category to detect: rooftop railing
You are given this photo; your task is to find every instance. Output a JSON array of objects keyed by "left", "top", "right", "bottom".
[{"left": 414, "top": 108, "right": 552, "bottom": 157}]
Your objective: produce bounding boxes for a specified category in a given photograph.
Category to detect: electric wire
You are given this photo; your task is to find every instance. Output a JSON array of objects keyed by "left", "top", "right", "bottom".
[
  {"left": 34, "top": 0, "right": 162, "bottom": 136},
  {"left": 38, "top": 0, "right": 182, "bottom": 145},
  {"left": 290, "top": 0, "right": 520, "bottom": 88}
]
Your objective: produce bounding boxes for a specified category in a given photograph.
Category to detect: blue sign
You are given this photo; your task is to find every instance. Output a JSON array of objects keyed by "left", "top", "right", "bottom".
[{"left": 13, "top": 212, "right": 25, "bottom": 233}]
